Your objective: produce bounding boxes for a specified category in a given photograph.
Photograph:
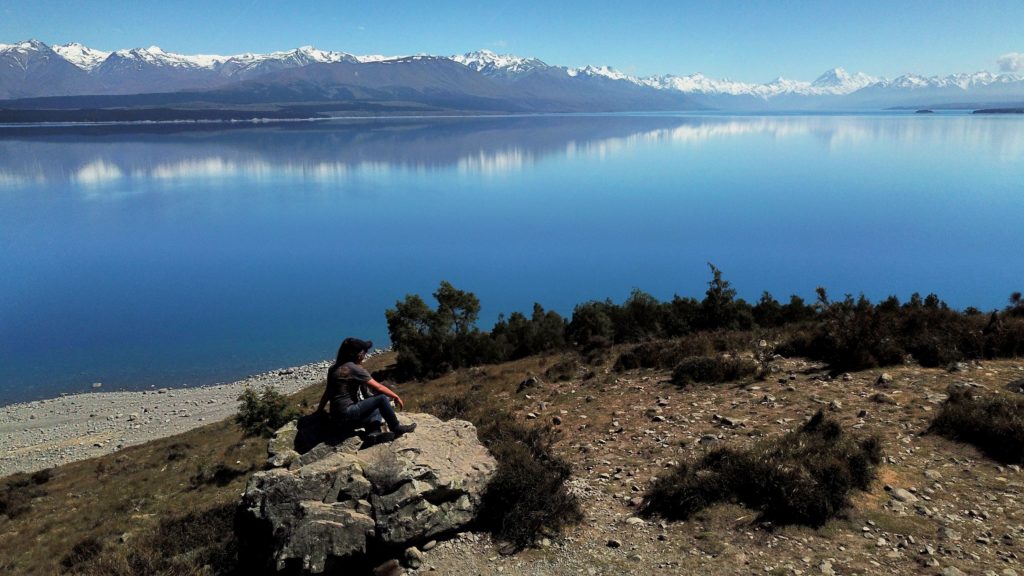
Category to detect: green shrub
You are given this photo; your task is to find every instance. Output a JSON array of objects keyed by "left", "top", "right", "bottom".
[
  {"left": 671, "top": 355, "right": 755, "bottom": 386},
  {"left": 387, "top": 281, "right": 502, "bottom": 379},
  {"left": 491, "top": 303, "right": 568, "bottom": 360},
  {"left": 642, "top": 411, "right": 881, "bottom": 526},
  {"left": 930, "top": 387, "right": 1024, "bottom": 464},
  {"left": 699, "top": 264, "right": 754, "bottom": 331},
  {"left": 235, "top": 385, "right": 296, "bottom": 438}
]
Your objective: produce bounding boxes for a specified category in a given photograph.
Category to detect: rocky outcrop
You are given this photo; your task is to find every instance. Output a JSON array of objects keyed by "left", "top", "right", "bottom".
[{"left": 237, "top": 413, "right": 496, "bottom": 573}]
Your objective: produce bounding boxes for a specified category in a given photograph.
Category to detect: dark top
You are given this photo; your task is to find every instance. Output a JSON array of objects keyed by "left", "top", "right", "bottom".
[{"left": 325, "top": 361, "right": 372, "bottom": 414}]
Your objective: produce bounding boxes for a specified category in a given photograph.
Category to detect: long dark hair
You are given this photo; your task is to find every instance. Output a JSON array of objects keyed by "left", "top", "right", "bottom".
[{"left": 330, "top": 338, "right": 365, "bottom": 371}]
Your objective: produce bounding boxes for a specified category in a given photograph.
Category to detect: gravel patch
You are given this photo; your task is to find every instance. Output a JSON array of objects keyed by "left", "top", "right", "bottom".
[{"left": 0, "top": 360, "right": 331, "bottom": 477}]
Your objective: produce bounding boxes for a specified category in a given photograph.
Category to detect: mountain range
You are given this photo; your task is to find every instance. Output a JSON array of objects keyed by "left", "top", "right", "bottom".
[{"left": 2, "top": 39, "right": 1023, "bottom": 115}]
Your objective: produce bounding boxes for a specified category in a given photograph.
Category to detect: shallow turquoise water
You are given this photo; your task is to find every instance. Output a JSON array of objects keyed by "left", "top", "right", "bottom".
[{"left": 1, "top": 113, "right": 1022, "bottom": 403}]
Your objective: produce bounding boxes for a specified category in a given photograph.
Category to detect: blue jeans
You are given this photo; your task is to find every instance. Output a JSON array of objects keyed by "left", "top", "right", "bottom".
[{"left": 338, "top": 395, "right": 399, "bottom": 431}]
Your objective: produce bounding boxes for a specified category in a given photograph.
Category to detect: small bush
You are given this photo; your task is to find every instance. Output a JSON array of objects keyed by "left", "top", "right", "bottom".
[
  {"left": 614, "top": 336, "right": 713, "bottom": 371},
  {"left": 190, "top": 463, "right": 250, "bottom": 489},
  {"left": 474, "top": 410, "right": 583, "bottom": 551},
  {"left": 642, "top": 411, "right": 881, "bottom": 526},
  {"left": 544, "top": 357, "right": 579, "bottom": 381},
  {"left": 236, "top": 385, "right": 296, "bottom": 437},
  {"left": 930, "top": 387, "right": 1024, "bottom": 464},
  {"left": 60, "top": 537, "right": 104, "bottom": 571},
  {"left": 70, "top": 504, "right": 238, "bottom": 575},
  {"left": 671, "top": 355, "right": 756, "bottom": 386},
  {"left": 30, "top": 468, "right": 53, "bottom": 485},
  {"left": 419, "top": 394, "right": 472, "bottom": 421}
]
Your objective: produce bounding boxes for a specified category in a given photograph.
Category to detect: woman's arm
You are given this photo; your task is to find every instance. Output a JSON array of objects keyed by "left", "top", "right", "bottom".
[{"left": 366, "top": 378, "right": 404, "bottom": 409}]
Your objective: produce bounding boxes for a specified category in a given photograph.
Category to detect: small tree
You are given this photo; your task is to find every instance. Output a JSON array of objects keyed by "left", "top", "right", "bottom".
[
  {"left": 386, "top": 281, "right": 489, "bottom": 379},
  {"left": 700, "top": 263, "right": 752, "bottom": 330}
]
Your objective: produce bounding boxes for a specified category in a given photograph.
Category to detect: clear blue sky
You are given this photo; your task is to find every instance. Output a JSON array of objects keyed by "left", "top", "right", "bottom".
[{"left": 2, "top": 0, "right": 1022, "bottom": 81}]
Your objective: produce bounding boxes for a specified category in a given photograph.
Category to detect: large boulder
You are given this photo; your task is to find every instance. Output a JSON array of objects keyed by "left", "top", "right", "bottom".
[{"left": 237, "top": 413, "right": 496, "bottom": 573}]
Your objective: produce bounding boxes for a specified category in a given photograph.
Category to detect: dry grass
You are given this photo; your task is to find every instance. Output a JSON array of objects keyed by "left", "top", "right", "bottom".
[
  {"left": 3, "top": 349, "right": 1024, "bottom": 575},
  {"left": 0, "top": 355, "right": 391, "bottom": 575}
]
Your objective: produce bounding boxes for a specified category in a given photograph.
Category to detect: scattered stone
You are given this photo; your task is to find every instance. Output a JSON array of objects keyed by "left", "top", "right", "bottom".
[
  {"left": 373, "top": 559, "right": 404, "bottom": 576},
  {"left": 871, "top": 392, "right": 898, "bottom": 405},
  {"left": 892, "top": 488, "right": 918, "bottom": 503},
  {"left": 1006, "top": 378, "right": 1024, "bottom": 394},
  {"left": 421, "top": 540, "right": 437, "bottom": 551},
  {"left": 526, "top": 412, "right": 538, "bottom": 420},
  {"left": 876, "top": 373, "right": 893, "bottom": 386},
  {"left": 607, "top": 539, "right": 622, "bottom": 548},
  {"left": 405, "top": 546, "right": 423, "bottom": 569},
  {"left": 91, "top": 382, "right": 102, "bottom": 389},
  {"left": 699, "top": 435, "right": 719, "bottom": 446},
  {"left": 828, "top": 400, "right": 842, "bottom": 411},
  {"left": 625, "top": 517, "right": 645, "bottom": 526},
  {"left": 517, "top": 376, "right": 540, "bottom": 392}
]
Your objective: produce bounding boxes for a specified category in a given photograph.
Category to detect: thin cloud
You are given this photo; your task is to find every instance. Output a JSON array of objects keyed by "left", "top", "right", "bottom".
[{"left": 997, "top": 52, "right": 1024, "bottom": 72}]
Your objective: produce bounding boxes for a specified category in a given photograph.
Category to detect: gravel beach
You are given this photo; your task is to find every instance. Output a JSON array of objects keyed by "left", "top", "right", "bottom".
[{"left": 0, "top": 360, "right": 331, "bottom": 477}]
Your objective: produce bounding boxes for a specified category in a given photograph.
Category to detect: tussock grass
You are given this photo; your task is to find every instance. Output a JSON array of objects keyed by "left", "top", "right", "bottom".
[{"left": 930, "top": 387, "right": 1024, "bottom": 464}]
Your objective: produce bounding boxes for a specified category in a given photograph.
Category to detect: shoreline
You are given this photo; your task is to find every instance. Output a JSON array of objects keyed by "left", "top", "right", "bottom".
[{"left": 0, "top": 359, "right": 333, "bottom": 478}]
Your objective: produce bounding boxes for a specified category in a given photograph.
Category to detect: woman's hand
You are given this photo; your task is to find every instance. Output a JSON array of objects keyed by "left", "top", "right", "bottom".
[{"left": 393, "top": 395, "right": 405, "bottom": 410}]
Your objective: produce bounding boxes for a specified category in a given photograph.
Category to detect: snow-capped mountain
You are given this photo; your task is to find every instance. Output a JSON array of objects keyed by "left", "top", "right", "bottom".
[
  {"left": 52, "top": 43, "right": 110, "bottom": 70},
  {"left": 0, "top": 39, "right": 101, "bottom": 98},
  {"left": 451, "top": 50, "right": 550, "bottom": 78},
  {"left": 2, "top": 39, "right": 1023, "bottom": 110},
  {"left": 641, "top": 68, "right": 879, "bottom": 99}
]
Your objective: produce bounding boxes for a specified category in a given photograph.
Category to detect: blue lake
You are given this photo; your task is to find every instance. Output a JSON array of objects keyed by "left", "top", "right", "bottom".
[{"left": 1, "top": 113, "right": 1023, "bottom": 403}]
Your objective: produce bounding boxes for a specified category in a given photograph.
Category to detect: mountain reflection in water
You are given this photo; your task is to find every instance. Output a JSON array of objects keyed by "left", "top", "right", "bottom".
[{"left": 1, "top": 113, "right": 1022, "bottom": 403}]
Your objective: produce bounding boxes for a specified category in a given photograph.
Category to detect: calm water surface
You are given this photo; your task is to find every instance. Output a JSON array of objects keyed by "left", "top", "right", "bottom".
[{"left": 1, "top": 113, "right": 1022, "bottom": 403}]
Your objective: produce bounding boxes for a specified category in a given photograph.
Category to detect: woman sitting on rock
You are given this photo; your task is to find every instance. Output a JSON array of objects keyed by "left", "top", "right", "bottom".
[{"left": 316, "top": 337, "right": 416, "bottom": 440}]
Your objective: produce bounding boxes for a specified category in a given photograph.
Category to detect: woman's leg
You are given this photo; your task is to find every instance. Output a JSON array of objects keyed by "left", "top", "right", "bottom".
[{"left": 341, "top": 395, "right": 400, "bottom": 431}]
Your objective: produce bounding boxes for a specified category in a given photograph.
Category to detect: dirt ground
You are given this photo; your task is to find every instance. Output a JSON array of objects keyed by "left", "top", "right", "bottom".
[{"left": 407, "top": 355, "right": 1024, "bottom": 576}]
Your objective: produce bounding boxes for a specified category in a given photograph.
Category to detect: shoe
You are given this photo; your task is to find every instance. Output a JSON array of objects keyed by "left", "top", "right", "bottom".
[
  {"left": 363, "top": 431, "right": 395, "bottom": 447},
  {"left": 392, "top": 422, "right": 417, "bottom": 436}
]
